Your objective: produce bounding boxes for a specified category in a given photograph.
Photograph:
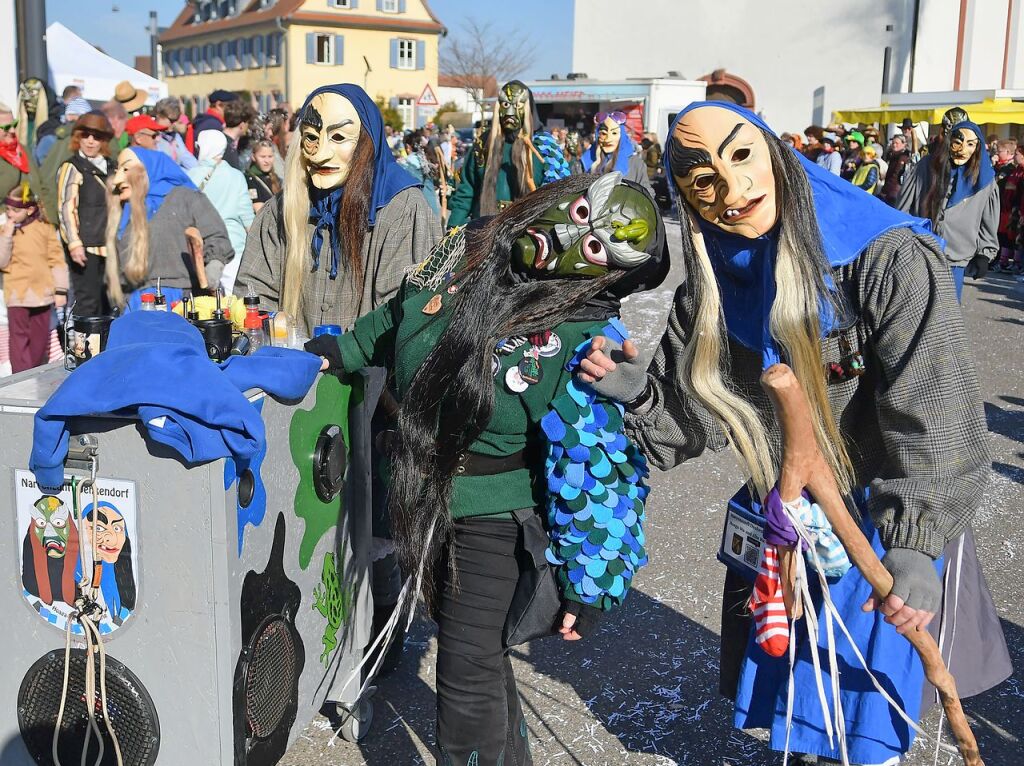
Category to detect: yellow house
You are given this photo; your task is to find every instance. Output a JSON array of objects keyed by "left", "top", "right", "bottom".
[{"left": 158, "top": 0, "right": 445, "bottom": 128}]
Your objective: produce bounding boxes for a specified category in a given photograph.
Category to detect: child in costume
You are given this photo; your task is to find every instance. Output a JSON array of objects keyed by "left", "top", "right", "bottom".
[
  {"left": 579, "top": 102, "right": 1009, "bottom": 765},
  {"left": 0, "top": 186, "right": 66, "bottom": 373},
  {"left": 307, "top": 172, "right": 668, "bottom": 766}
]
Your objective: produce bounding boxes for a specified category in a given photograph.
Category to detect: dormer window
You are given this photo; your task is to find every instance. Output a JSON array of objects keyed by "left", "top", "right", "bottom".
[{"left": 380, "top": 0, "right": 401, "bottom": 12}]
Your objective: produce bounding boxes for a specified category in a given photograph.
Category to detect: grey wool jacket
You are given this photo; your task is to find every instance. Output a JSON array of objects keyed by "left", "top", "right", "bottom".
[
  {"left": 234, "top": 187, "right": 440, "bottom": 334},
  {"left": 114, "top": 186, "right": 233, "bottom": 291},
  {"left": 896, "top": 159, "right": 999, "bottom": 264},
  {"left": 625, "top": 227, "right": 990, "bottom": 559}
]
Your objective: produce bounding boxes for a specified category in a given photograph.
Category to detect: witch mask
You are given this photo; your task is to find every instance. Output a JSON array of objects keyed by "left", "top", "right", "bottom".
[
  {"left": 668, "top": 107, "right": 778, "bottom": 238},
  {"left": 512, "top": 172, "right": 657, "bottom": 278},
  {"left": 30, "top": 496, "right": 71, "bottom": 559},
  {"left": 949, "top": 126, "right": 979, "bottom": 166},
  {"left": 18, "top": 78, "right": 44, "bottom": 119},
  {"left": 498, "top": 82, "right": 529, "bottom": 136},
  {"left": 112, "top": 148, "right": 142, "bottom": 201},
  {"left": 300, "top": 92, "right": 363, "bottom": 190},
  {"left": 596, "top": 116, "right": 623, "bottom": 155}
]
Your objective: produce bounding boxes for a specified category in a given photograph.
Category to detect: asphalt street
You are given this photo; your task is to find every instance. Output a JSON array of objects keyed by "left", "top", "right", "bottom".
[{"left": 282, "top": 218, "right": 1024, "bottom": 766}]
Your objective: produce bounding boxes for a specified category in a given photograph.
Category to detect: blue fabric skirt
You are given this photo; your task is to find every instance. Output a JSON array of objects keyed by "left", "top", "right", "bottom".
[{"left": 733, "top": 518, "right": 942, "bottom": 764}]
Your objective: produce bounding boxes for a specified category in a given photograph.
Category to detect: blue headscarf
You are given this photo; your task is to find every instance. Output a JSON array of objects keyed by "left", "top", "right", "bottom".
[
  {"left": 664, "top": 101, "right": 934, "bottom": 368},
  {"left": 118, "top": 147, "right": 197, "bottom": 236},
  {"left": 298, "top": 84, "right": 420, "bottom": 280},
  {"left": 73, "top": 501, "right": 134, "bottom": 620},
  {"left": 946, "top": 120, "right": 995, "bottom": 209},
  {"left": 584, "top": 121, "right": 636, "bottom": 175}
]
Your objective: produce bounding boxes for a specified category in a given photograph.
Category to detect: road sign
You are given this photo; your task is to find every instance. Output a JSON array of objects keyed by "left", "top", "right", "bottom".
[{"left": 417, "top": 83, "right": 438, "bottom": 106}]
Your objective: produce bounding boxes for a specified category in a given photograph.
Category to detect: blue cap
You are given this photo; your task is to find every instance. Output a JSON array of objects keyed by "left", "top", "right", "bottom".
[{"left": 313, "top": 324, "right": 343, "bottom": 337}]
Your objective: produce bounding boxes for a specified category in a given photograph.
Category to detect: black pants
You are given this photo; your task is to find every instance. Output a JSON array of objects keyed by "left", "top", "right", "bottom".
[
  {"left": 435, "top": 515, "right": 531, "bottom": 766},
  {"left": 67, "top": 250, "right": 108, "bottom": 317}
]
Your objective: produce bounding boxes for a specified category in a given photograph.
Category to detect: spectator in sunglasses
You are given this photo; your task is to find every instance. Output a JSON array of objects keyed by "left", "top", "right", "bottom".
[
  {"left": 126, "top": 114, "right": 164, "bottom": 152},
  {"left": 0, "top": 103, "right": 28, "bottom": 201},
  {"left": 56, "top": 111, "right": 116, "bottom": 316}
]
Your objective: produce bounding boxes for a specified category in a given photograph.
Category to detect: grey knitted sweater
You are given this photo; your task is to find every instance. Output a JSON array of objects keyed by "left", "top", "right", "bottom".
[{"left": 625, "top": 227, "right": 990, "bottom": 558}]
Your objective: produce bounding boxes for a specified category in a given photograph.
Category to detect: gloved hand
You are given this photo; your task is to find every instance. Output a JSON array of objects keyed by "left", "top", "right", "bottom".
[
  {"left": 882, "top": 547, "right": 942, "bottom": 614},
  {"left": 560, "top": 600, "right": 603, "bottom": 640},
  {"left": 575, "top": 336, "right": 649, "bottom": 404},
  {"left": 964, "top": 253, "right": 990, "bottom": 280},
  {"left": 304, "top": 334, "right": 345, "bottom": 373}
]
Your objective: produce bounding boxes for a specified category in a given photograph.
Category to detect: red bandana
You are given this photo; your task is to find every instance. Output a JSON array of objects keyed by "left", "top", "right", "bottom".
[{"left": 0, "top": 138, "right": 29, "bottom": 173}]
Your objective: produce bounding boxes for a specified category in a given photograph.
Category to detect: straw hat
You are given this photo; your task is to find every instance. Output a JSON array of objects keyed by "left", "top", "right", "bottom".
[{"left": 113, "top": 80, "right": 148, "bottom": 113}]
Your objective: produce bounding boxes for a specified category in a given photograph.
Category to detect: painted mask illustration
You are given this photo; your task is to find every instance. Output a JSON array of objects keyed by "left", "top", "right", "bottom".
[
  {"left": 30, "top": 496, "right": 71, "bottom": 559},
  {"left": 82, "top": 504, "right": 128, "bottom": 564}
]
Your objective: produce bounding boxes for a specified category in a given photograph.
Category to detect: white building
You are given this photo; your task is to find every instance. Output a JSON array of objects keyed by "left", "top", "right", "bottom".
[{"left": 571, "top": 0, "right": 1024, "bottom": 132}]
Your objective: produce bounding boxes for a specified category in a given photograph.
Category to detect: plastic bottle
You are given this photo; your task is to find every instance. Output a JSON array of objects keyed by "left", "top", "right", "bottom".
[
  {"left": 140, "top": 293, "right": 156, "bottom": 311},
  {"left": 244, "top": 312, "right": 265, "bottom": 353},
  {"left": 243, "top": 287, "right": 265, "bottom": 353}
]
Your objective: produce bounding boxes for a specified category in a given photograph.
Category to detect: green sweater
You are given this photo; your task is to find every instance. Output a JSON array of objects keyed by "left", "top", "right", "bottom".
[
  {"left": 336, "top": 259, "right": 601, "bottom": 519},
  {"left": 447, "top": 137, "right": 545, "bottom": 228}
]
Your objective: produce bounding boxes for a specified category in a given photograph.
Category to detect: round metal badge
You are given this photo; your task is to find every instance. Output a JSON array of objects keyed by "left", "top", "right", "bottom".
[
  {"left": 505, "top": 365, "right": 529, "bottom": 393},
  {"left": 536, "top": 333, "right": 562, "bottom": 358}
]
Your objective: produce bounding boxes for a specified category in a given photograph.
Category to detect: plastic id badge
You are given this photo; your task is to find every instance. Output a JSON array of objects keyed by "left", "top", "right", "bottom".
[{"left": 717, "top": 485, "right": 767, "bottom": 582}]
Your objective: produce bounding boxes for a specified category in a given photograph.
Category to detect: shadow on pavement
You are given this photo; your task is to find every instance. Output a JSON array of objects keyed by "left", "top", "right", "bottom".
[{"left": 960, "top": 618, "right": 1024, "bottom": 763}]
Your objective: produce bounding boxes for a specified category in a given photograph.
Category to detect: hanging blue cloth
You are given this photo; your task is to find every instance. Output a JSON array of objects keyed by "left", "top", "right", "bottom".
[
  {"left": 296, "top": 84, "right": 421, "bottom": 279},
  {"left": 118, "top": 147, "right": 197, "bottom": 236},
  {"left": 664, "top": 102, "right": 934, "bottom": 368},
  {"left": 945, "top": 120, "right": 995, "bottom": 209},
  {"left": 735, "top": 506, "right": 944, "bottom": 764},
  {"left": 584, "top": 127, "right": 637, "bottom": 175}
]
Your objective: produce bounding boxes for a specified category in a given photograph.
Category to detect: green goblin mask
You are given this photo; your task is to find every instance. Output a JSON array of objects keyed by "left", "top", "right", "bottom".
[
  {"left": 30, "top": 495, "right": 71, "bottom": 559},
  {"left": 19, "top": 79, "right": 43, "bottom": 119},
  {"left": 513, "top": 172, "right": 657, "bottom": 278},
  {"left": 498, "top": 82, "right": 529, "bottom": 136},
  {"left": 565, "top": 130, "right": 581, "bottom": 155}
]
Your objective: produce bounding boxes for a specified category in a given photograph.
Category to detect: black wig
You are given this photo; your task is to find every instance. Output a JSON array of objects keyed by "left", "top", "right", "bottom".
[{"left": 387, "top": 174, "right": 665, "bottom": 604}]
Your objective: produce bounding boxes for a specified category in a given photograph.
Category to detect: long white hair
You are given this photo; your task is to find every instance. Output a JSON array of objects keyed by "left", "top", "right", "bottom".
[{"left": 670, "top": 131, "right": 854, "bottom": 499}]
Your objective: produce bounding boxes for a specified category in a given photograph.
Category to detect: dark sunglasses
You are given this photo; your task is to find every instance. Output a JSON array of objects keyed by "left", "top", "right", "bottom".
[
  {"left": 0, "top": 119, "right": 18, "bottom": 132},
  {"left": 77, "top": 129, "right": 110, "bottom": 141},
  {"left": 595, "top": 111, "right": 627, "bottom": 125}
]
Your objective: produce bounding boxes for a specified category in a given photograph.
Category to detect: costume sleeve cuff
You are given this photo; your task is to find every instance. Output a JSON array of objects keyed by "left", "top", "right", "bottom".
[{"left": 877, "top": 522, "right": 946, "bottom": 559}]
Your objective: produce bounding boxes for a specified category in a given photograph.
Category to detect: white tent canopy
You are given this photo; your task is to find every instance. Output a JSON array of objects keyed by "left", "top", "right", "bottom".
[{"left": 46, "top": 21, "right": 167, "bottom": 106}]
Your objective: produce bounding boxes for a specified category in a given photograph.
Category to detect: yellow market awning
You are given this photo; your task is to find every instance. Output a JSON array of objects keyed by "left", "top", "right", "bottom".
[{"left": 833, "top": 98, "right": 1024, "bottom": 125}]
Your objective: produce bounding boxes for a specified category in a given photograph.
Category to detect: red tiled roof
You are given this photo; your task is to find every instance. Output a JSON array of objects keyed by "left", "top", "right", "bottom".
[
  {"left": 160, "top": 0, "right": 444, "bottom": 44},
  {"left": 290, "top": 11, "right": 443, "bottom": 33}
]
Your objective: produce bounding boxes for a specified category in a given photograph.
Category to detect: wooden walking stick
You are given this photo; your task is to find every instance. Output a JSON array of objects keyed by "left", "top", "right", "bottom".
[
  {"left": 760, "top": 363, "right": 984, "bottom": 766},
  {"left": 184, "top": 226, "right": 208, "bottom": 292}
]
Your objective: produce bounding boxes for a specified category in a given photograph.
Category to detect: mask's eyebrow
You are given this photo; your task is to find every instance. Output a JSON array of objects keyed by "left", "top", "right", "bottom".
[
  {"left": 718, "top": 122, "right": 745, "bottom": 158},
  {"left": 301, "top": 103, "right": 323, "bottom": 131},
  {"left": 325, "top": 119, "right": 354, "bottom": 132},
  {"left": 669, "top": 137, "right": 713, "bottom": 178}
]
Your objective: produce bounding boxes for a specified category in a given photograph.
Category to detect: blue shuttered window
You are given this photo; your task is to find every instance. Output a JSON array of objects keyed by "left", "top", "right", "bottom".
[
  {"left": 334, "top": 35, "right": 345, "bottom": 66},
  {"left": 415, "top": 39, "right": 424, "bottom": 70},
  {"left": 389, "top": 38, "right": 398, "bottom": 68},
  {"left": 398, "top": 0, "right": 406, "bottom": 11},
  {"left": 306, "top": 32, "right": 315, "bottom": 64}
]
